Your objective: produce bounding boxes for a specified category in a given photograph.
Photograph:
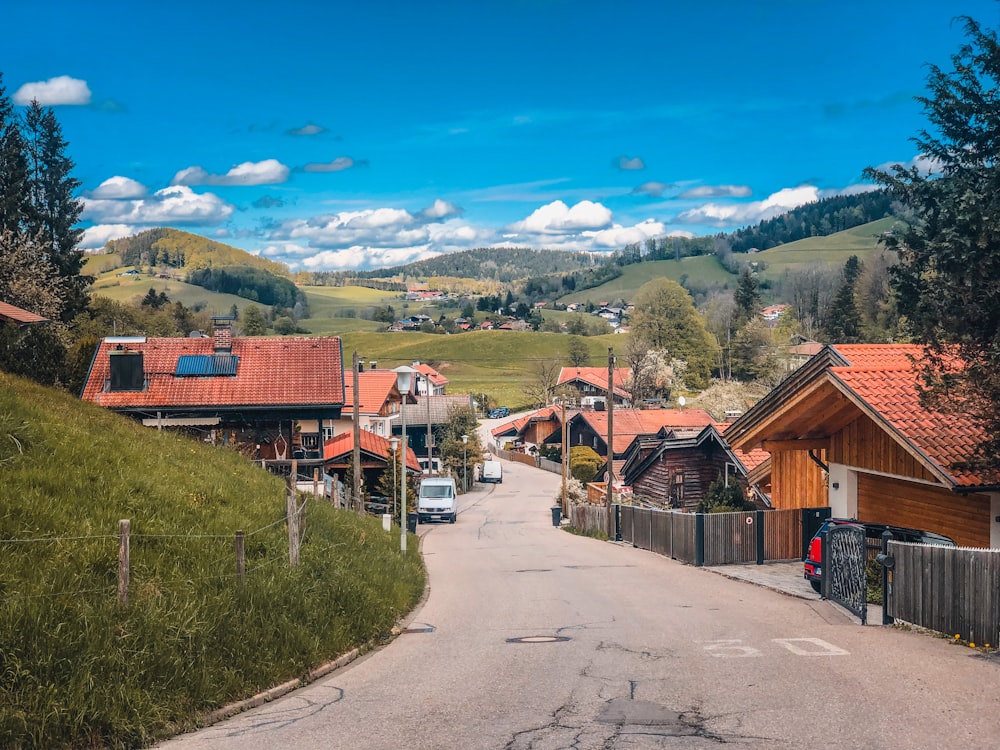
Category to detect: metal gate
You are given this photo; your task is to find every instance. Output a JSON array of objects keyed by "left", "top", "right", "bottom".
[{"left": 824, "top": 525, "right": 867, "bottom": 625}]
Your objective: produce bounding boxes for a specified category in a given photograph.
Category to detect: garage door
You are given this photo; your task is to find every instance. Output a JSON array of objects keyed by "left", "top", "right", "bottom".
[{"left": 857, "top": 473, "right": 989, "bottom": 548}]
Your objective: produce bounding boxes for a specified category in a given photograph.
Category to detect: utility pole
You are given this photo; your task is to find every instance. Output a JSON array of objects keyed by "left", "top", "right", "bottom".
[
  {"left": 561, "top": 398, "right": 568, "bottom": 517},
  {"left": 353, "top": 351, "right": 362, "bottom": 513},
  {"left": 606, "top": 347, "right": 615, "bottom": 534},
  {"left": 425, "top": 373, "right": 433, "bottom": 475}
]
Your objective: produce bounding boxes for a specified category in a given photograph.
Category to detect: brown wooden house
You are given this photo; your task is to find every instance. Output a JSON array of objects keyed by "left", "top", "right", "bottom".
[{"left": 725, "top": 344, "right": 1000, "bottom": 548}]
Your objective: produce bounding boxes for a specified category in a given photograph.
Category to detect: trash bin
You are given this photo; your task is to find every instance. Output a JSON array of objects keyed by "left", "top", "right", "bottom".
[
  {"left": 550, "top": 506, "right": 562, "bottom": 527},
  {"left": 407, "top": 512, "right": 418, "bottom": 534}
]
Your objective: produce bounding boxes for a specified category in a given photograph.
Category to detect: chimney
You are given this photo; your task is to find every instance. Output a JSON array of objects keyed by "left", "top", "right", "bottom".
[
  {"left": 369, "top": 360, "right": 378, "bottom": 370},
  {"left": 211, "top": 315, "right": 234, "bottom": 353}
]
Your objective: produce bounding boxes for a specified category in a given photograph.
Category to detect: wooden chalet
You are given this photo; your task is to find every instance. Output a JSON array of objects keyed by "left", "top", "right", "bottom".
[
  {"left": 323, "top": 429, "right": 421, "bottom": 496},
  {"left": 556, "top": 366, "right": 632, "bottom": 407},
  {"left": 725, "top": 344, "right": 1000, "bottom": 548}
]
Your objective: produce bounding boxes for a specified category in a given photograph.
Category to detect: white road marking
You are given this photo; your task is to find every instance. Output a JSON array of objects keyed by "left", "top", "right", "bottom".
[{"left": 772, "top": 638, "right": 849, "bottom": 656}]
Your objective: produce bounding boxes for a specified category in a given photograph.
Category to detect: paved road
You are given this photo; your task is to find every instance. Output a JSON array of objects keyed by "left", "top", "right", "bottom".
[{"left": 160, "top": 457, "right": 1000, "bottom": 749}]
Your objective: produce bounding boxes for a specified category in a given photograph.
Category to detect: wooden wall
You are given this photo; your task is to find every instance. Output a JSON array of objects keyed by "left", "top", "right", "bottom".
[
  {"left": 631, "top": 446, "right": 735, "bottom": 512},
  {"left": 770, "top": 449, "right": 828, "bottom": 510},
  {"left": 830, "top": 414, "right": 937, "bottom": 483}
]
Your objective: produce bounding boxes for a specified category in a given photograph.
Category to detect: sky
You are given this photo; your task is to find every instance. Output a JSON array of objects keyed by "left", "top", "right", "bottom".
[{"left": 6, "top": 0, "right": 1000, "bottom": 272}]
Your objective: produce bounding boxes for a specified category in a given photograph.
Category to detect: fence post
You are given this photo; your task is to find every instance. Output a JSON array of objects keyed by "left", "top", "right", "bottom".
[
  {"left": 756, "top": 510, "right": 765, "bottom": 565},
  {"left": 819, "top": 529, "right": 829, "bottom": 599},
  {"left": 881, "top": 530, "right": 893, "bottom": 625},
  {"left": 614, "top": 504, "right": 621, "bottom": 542},
  {"left": 287, "top": 477, "right": 300, "bottom": 567},
  {"left": 117, "top": 519, "right": 130, "bottom": 605},
  {"left": 695, "top": 513, "right": 705, "bottom": 567},
  {"left": 235, "top": 530, "right": 245, "bottom": 585}
]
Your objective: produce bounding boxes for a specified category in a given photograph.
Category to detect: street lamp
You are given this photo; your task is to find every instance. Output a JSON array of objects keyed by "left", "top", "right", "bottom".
[
  {"left": 461, "top": 434, "right": 468, "bottom": 492},
  {"left": 394, "top": 365, "right": 418, "bottom": 553}
]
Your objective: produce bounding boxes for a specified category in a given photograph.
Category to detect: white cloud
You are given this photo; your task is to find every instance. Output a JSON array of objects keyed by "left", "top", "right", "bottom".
[
  {"left": 287, "top": 123, "right": 326, "bottom": 136},
  {"left": 14, "top": 76, "right": 91, "bottom": 105},
  {"left": 419, "top": 199, "right": 462, "bottom": 220},
  {"left": 82, "top": 185, "right": 234, "bottom": 225},
  {"left": 89, "top": 176, "right": 147, "bottom": 199},
  {"left": 616, "top": 156, "right": 645, "bottom": 170},
  {"left": 80, "top": 224, "right": 138, "bottom": 250},
  {"left": 677, "top": 184, "right": 752, "bottom": 199},
  {"left": 632, "top": 181, "right": 672, "bottom": 197},
  {"left": 261, "top": 241, "right": 439, "bottom": 271},
  {"left": 677, "top": 186, "right": 820, "bottom": 226},
  {"left": 172, "top": 159, "right": 290, "bottom": 186},
  {"left": 507, "top": 200, "right": 613, "bottom": 234},
  {"left": 303, "top": 157, "right": 356, "bottom": 173},
  {"left": 873, "top": 153, "right": 942, "bottom": 177},
  {"left": 585, "top": 219, "right": 667, "bottom": 249}
]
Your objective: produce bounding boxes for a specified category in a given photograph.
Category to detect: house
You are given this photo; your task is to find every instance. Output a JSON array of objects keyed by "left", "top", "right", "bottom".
[
  {"left": 760, "top": 304, "right": 790, "bottom": 323},
  {"left": 724, "top": 344, "right": 1000, "bottom": 548},
  {"left": 490, "top": 405, "right": 563, "bottom": 453},
  {"left": 0, "top": 301, "right": 48, "bottom": 327},
  {"left": 620, "top": 424, "right": 770, "bottom": 511},
  {"left": 335, "top": 368, "right": 413, "bottom": 438},
  {"left": 322, "top": 428, "right": 420, "bottom": 496},
  {"left": 556, "top": 366, "right": 632, "bottom": 407},
  {"left": 392, "top": 393, "right": 476, "bottom": 474},
  {"left": 80, "top": 316, "right": 345, "bottom": 478},
  {"left": 412, "top": 362, "right": 448, "bottom": 395}
]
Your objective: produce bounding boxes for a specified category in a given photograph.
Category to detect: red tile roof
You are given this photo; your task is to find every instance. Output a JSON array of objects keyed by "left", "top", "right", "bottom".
[
  {"left": 0, "top": 301, "right": 48, "bottom": 325},
  {"left": 323, "top": 429, "right": 421, "bottom": 471},
  {"left": 557, "top": 367, "right": 632, "bottom": 399},
  {"left": 413, "top": 363, "right": 449, "bottom": 386},
  {"left": 830, "top": 353, "right": 995, "bottom": 487},
  {"left": 343, "top": 370, "right": 400, "bottom": 415},
  {"left": 579, "top": 408, "right": 717, "bottom": 454},
  {"left": 81, "top": 336, "right": 344, "bottom": 409}
]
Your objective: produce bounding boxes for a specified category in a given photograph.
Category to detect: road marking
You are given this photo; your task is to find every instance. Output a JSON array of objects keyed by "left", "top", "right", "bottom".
[
  {"left": 702, "top": 639, "right": 762, "bottom": 658},
  {"left": 772, "top": 638, "right": 849, "bottom": 656}
]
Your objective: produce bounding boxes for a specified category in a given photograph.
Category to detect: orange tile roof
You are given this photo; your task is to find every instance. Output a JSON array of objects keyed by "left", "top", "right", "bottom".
[
  {"left": 343, "top": 370, "right": 399, "bottom": 415},
  {"left": 831, "top": 361, "right": 994, "bottom": 487},
  {"left": 81, "top": 336, "right": 344, "bottom": 409},
  {"left": 579, "top": 408, "right": 717, "bottom": 454},
  {"left": 0, "top": 301, "right": 48, "bottom": 324},
  {"left": 557, "top": 367, "right": 632, "bottom": 399},
  {"left": 413, "top": 363, "right": 449, "bottom": 386},
  {"left": 323, "top": 429, "right": 421, "bottom": 472}
]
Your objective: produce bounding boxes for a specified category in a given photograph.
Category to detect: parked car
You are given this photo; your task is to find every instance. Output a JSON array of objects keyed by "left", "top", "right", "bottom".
[
  {"left": 803, "top": 518, "right": 956, "bottom": 593},
  {"left": 487, "top": 406, "right": 510, "bottom": 419}
]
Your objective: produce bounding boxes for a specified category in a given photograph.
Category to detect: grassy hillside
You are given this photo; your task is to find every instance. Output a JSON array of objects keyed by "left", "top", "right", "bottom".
[
  {"left": 338, "top": 329, "right": 618, "bottom": 409},
  {"left": 557, "top": 255, "right": 735, "bottom": 305},
  {"left": 0, "top": 374, "right": 424, "bottom": 748}
]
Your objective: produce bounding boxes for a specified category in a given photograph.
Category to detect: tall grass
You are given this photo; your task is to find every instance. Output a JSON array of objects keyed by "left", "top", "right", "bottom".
[{"left": 0, "top": 374, "right": 425, "bottom": 748}]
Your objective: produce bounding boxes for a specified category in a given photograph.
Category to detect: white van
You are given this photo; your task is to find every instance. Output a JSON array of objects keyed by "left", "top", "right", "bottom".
[
  {"left": 481, "top": 460, "right": 503, "bottom": 484},
  {"left": 417, "top": 476, "right": 458, "bottom": 524}
]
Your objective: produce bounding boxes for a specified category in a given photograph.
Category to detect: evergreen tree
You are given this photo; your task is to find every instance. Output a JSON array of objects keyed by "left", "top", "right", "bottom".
[
  {"left": 733, "top": 266, "right": 761, "bottom": 328},
  {"left": 864, "top": 17, "right": 1000, "bottom": 468},
  {"left": 242, "top": 304, "right": 268, "bottom": 335},
  {"left": 823, "top": 255, "right": 862, "bottom": 343},
  {"left": 0, "top": 74, "right": 30, "bottom": 235}
]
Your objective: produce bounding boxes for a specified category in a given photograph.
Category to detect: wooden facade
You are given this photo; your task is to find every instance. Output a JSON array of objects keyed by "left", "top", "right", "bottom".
[
  {"left": 858, "top": 474, "right": 990, "bottom": 548},
  {"left": 830, "top": 414, "right": 937, "bottom": 483},
  {"left": 768, "top": 449, "right": 828, "bottom": 510},
  {"left": 631, "top": 446, "right": 734, "bottom": 512}
]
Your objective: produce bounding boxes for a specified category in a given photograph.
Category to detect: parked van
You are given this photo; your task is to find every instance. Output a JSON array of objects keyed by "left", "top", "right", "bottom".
[
  {"left": 481, "top": 460, "right": 503, "bottom": 484},
  {"left": 417, "top": 476, "right": 458, "bottom": 524}
]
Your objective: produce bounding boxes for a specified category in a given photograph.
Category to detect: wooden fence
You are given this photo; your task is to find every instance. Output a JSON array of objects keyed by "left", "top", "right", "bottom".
[
  {"left": 569, "top": 503, "right": 614, "bottom": 537},
  {"left": 619, "top": 505, "right": 810, "bottom": 567},
  {"left": 889, "top": 541, "right": 1000, "bottom": 645}
]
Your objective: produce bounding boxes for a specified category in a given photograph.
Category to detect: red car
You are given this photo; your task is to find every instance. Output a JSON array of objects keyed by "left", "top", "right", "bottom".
[{"left": 804, "top": 518, "right": 955, "bottom": 593}]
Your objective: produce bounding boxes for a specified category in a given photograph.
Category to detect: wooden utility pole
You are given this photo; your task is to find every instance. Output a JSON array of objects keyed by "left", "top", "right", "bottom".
[
  {"left": 425, "top": 374, "right": 434, "bottom": 475},
  {"left": 117, "top": 519, "right": 130, "bottom": 605},
  {"left": 352, "top": 351, "right": 362, "bottom": 513},
  {"left": 287, "top": 468, "right": 300, "bottom": 566},
  {"left": 561, "top": 398, "right": 568, "bottom": 516},
  {"left": 606, "top": 347, "right": 615, "bottom": 536}
]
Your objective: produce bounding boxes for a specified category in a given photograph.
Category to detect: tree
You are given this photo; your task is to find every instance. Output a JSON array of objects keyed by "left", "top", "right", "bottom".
[
  {"left": 0, "top": 74, "right": 30, "bottom": 235},
  {"left": 822, "top": 255, "right": 862, "bottom": 343},
  {"left": 242, "top": 304, "right": 267, "bottom": 335},
  {"left": 623, "top": 334, "right": 670, "bottom": 404},
  {"left": 523, "top": 358, "right": 561, "bottom": 407},
  {"left": 733, "top": 266, "right": 761, "bottom": 328},
  {"left": 697, "top": 477, "right": 755, "bottom": 513},
  {"left": 567, "top": 336, "right": 589, "bottom": 367},
  {"left": 864, "top": 17, "right": 1000, "bottom": 467},
  {"left": 629, "top": 278, "right": 719, "bottom": 390},
  {"left": 569, "top": 445, "right": 603, "bottom": 484}
]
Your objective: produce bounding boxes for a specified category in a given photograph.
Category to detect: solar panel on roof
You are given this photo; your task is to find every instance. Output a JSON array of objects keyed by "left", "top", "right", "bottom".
[{"left": 175, "top": 354, "right": 239, "bottom": 376}]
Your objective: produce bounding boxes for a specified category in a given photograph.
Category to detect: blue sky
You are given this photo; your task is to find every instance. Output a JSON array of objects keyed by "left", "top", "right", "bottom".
[{"left": 7, "top": 1, "right": 1000, "bottom": 271}]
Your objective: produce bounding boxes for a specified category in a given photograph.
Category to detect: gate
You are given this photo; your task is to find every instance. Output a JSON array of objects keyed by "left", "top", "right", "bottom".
[{"left": 824, "top": 525, "right": 867, "bottom": 625}]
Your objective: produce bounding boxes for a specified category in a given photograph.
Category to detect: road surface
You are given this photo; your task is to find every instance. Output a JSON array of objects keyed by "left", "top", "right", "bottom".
[{"left": 160, "top": 456, "right": 1000, "bottom": 749}]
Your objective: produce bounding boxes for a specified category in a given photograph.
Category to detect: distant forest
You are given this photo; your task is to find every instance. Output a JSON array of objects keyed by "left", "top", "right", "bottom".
[
  {"left": 186, "top": 266, "right": 305, "bottom": 309},
  {"left": 105, "top": 228, "right": 290, "bottom": 277}
]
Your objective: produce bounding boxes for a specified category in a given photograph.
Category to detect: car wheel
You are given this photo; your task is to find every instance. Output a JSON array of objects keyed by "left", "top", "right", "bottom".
[
  {"left": 449, "top": 514, "right": 456, "bottom": 524},
  {"left": 809, "top": 579, "right": 821, "bottom": 594}
]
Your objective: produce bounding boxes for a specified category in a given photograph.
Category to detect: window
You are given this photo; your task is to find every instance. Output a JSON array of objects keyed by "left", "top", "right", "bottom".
[{"left": 322, "top": 426, "right": 334, "bottom": 441}]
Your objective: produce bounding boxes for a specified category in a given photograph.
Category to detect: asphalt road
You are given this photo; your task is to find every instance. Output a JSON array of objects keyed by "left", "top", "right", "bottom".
[{"left": 159, "top": 457, "right": 1000, "bottom": 749}]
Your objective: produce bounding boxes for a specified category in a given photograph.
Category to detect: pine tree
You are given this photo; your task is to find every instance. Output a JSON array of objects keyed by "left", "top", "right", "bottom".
[
  {"left": 0, "top": 74, "right": 30, "bottom": 235},
  {"left": 733, "top": 266, "right": 761, "bottom": 328},
  {"left": 823, "top": 255, "right": 862, "bottom": 343}
]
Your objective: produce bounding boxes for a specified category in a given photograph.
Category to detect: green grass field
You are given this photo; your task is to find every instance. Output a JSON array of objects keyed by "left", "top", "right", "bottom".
[{"left": 557, "top": 255, "right": 736, "bottom": 306}]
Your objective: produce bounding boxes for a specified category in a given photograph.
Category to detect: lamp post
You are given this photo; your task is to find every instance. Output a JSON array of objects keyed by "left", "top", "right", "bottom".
[
  {"left": 394, "top": 365, "right": 418, "bottom": 553},
  {"left": 461, "top": 434, "right": 468, "bottom": 492}
]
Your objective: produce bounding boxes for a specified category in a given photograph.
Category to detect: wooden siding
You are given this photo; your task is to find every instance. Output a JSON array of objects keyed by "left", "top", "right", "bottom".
[
  {"left": 630, "top": 446, "right": 735, "bottom": 512},
  {"left": 857, "top": 473, "right": 990, "bottom": 548},
  {"left": 770, "top": 449, "right": 828, "bottom": 509},
  {"left": 830, "top": 414, "right": 937, "bottom": 482}
]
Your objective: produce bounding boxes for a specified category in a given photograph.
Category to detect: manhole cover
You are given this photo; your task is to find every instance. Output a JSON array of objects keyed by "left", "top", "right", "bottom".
[{"left": 506, "top": 635, "right": 571, "bottom": 644}]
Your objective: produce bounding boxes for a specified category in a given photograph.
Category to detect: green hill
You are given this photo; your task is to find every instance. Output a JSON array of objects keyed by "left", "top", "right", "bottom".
[
  {"left": 0, "top": 373, "right": 424, "bottom": 748},
  {"left": 104, "top": 228, "right": 290, "bottom": 277}
]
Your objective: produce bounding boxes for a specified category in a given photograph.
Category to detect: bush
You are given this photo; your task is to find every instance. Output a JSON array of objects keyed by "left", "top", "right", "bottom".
[{"left": 569, "top": 445, "right": 603, "bottom": 484}]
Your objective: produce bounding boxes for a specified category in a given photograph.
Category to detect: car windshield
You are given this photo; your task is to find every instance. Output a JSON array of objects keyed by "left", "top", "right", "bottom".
[{"left": 422, "top": 485, "right": 453, "bottom": 498}]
